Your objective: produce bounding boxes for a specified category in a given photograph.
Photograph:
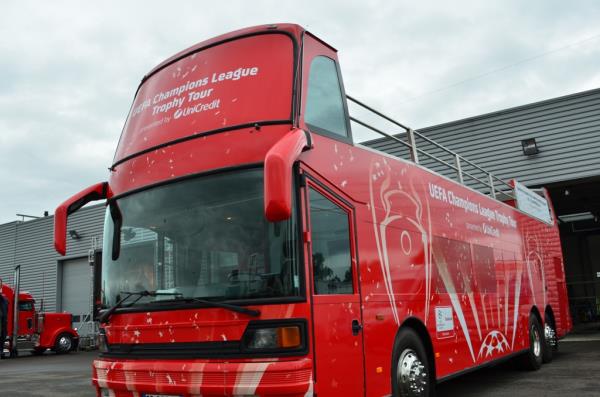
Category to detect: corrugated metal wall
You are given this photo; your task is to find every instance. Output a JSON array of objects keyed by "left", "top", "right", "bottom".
[
  {"left": 0, "top": 204, "right": 105, "bottom": 312},
  {"left": 366, "top": 87, "right": 600, "bottom": 187}
]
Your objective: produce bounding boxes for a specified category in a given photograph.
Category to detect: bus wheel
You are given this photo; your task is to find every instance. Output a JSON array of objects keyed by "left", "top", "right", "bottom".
[
  {"left": 54, "top": 333, "right": 74, "bottom": 354},
  {"left": 392, "top": 328, "right": 432, "bottom": 397},
  {"left": 542, "top": 316, "right": 557, "bottom": 363},
  {"left": 520, "top": 314, "right": 543, "bottom": 370}
]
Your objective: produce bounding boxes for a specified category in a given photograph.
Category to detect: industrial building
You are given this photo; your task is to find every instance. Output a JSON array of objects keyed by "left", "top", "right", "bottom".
[
  {"left": 0, "top": 87, "right": 598, "bottom": 330},
  {"left": 0, "top": 204, "right": 105, "bottom": 335}
]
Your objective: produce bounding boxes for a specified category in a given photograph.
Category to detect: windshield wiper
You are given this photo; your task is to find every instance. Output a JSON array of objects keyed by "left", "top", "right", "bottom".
[
  {"left": 98, "top": 290, "right": 182, "bottom": 324},
  {"left": 169, "top": 297, "right": 261, "bottom": 317}
]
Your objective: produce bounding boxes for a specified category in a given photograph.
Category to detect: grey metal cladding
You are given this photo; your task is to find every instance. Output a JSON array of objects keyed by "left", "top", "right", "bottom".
[
  {"left": 0, "top": 223, "right": 18, "bottom": 286},
  {"left": 0, "top": 204, "right": 105, "bottom": 312},
  {"left": 366, "top": 88, "right": 600, "bottom": 187}
]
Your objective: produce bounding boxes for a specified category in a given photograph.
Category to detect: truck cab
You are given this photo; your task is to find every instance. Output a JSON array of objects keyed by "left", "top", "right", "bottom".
[
  {"left": 17, "top": 295, "right": 36, "bottom": 338},
  {"left": 1, "top": 275, "right": 79, "bottom": 357}
]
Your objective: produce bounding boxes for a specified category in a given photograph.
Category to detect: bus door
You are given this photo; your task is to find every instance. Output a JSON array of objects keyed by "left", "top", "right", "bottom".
[{"left": 302, "top": 176, "right": 365, "bottom": 396}]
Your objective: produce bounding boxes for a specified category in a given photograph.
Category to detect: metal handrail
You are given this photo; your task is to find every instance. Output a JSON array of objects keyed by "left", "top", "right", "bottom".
[
  {"left": 492, "top": 173, "right": 515, "bottom": 190},
  {"left": 348, "top": 95, "right": 516, "bottom": 201},
  {"left": 347, "top": 95, "right": 412, "bottom": 131},
  {"left": 462, "top": 169, "right": 495, "bottom": 190},
  {"left": 461, "top": 156, "right": 514, "bottom": 192},
  {"left": 349, "top": 94, "right": 454, "bottom": 157},
  {"left": 349, "top": 116, "right": 412, "bottom": 149},
  {"left": 416, "top": 147, "right": 457, "bottom": 172}
]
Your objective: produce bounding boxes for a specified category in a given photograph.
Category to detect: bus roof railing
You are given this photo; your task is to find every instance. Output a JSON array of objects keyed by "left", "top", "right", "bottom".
[{"left": 347, "top": 94, "right": 516, "bottom": 201}]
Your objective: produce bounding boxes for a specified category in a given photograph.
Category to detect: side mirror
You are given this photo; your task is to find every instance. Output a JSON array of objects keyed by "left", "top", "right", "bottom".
[
  {"left": 264, "top": 129, "right": 311, "bottom": 222},
  {"left": 54, "top": 182, "right": 111, "bottom": 256}
]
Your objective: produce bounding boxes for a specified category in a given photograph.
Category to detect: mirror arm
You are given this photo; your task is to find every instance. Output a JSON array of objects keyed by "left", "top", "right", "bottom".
[
  {"left": 264, "top": 128, "right": 312, "bottom": 222},
  {"left": 54, "top": 182, "right": 112, "bottom": 256}
]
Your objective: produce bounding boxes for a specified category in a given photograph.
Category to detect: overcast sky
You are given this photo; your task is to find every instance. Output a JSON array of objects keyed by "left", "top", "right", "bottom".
[{"left": 1, "top": 0, "right": 599, "bottom": 224}]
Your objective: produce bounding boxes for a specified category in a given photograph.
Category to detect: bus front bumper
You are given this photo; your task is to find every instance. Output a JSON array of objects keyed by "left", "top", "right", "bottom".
[{"left": 92, "top": 357, "right": 313, "bottom": 397}]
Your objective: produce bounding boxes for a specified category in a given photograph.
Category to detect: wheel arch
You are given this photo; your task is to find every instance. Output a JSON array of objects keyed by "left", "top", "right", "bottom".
[
  {"left": 530, "top": 305, "right": 543, "bottom": 325},
  {"left": 544, "top": 305, "right": 556, "bottom": 327},
  {"left": 396, "top": 316, "right": 437, "bottom": 380},
  {"left": 42, "top": 326, "right": 79, "bottom": 349}
]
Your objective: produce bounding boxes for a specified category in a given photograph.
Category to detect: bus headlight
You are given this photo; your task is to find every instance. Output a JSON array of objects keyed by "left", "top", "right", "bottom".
[
  {"left": 248, "top": 328, "right": 279, "bottom": 349},
  {"left": 242, "top": 320, "right": 306, "bottom": 352}
]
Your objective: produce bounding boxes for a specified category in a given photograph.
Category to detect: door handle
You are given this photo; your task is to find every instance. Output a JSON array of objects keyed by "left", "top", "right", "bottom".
[{"left": 352, "top": 319, "right": 362, "bottom": 336}]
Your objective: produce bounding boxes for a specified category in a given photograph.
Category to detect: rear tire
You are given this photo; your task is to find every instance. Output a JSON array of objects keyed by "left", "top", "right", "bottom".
[
  {"left": 520, "top": 314, "right": 543, "bottom": 370},
  {"left": 542, "top": 315, "right": 557, "bottom": 363},
  {"left": 392, "top": 328, "right": 434, "bottom": 397},
  {"left": 53, "top": 333, "right": 74, "bottom": 354}
]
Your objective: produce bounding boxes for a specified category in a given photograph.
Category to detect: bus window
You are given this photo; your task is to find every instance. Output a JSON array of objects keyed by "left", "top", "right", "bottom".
[
  {"left": 473, "top": 244, "right": 497, "bottom": 293},
  {"left": 309, "top": 188, "right": 353, "bottom": 294},
  {"left": 433, "top": 236, "right": 473, "bottom": 294},
  {"left": 305, "top": 56, "right": 349, "bottom": 139}
]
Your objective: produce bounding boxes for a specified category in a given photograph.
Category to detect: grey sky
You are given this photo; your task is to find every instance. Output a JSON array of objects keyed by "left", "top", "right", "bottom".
[{"left": 1, "top": 0, "right": 599, "bottom": 224}]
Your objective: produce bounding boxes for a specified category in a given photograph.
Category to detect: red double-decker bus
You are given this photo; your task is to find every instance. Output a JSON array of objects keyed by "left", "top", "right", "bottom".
[{"left": 54, "top": 24, "right": 571, "bottom": 397}]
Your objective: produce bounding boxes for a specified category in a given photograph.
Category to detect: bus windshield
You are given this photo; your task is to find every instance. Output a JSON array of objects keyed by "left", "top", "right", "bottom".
[
  {"left": 101, "top": 169, "right": 300, "bottom": 309},
  {"left": 114, "top": 33, "right": 295, "bottom": 163}
]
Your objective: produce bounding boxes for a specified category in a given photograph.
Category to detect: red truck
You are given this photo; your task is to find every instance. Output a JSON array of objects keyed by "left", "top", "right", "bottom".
[{"left": 1, "top": 266, "right": 79, "bottom": 357}]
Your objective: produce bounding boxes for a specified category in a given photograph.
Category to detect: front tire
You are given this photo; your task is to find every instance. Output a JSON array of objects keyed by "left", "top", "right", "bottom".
[
  {"left": 392, "top": 328, "right": 434, "bottom": 397},
  {"left": 53, "top": 333, "right": 74, "bottom": 354},
  {"left": 520, "top": 314, "right": 543, "bottom": 370}
]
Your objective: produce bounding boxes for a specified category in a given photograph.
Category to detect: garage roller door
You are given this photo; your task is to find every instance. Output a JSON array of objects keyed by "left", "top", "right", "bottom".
[{"left": 61, "top": 257, "right": 91, "bottom": 336}]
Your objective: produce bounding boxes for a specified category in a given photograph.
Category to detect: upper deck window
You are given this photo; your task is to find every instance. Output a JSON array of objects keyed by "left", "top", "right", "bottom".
[
  {"left": 114, "top": 33, "right": 295, "bottom": 163},
  {"left": 305, "top": 56, "right": 349, "bottom": 139}
]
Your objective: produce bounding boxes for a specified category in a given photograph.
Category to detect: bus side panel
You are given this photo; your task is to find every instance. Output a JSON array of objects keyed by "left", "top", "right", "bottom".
[
  {"left": 552, "top": 255, "right": 572, "bottom": 337},
  {"left": 356, "top": 216, "right": 428, "bottom": 397},
  {"left": 301, "top": 134, "right": 569, "bottom": 389}
]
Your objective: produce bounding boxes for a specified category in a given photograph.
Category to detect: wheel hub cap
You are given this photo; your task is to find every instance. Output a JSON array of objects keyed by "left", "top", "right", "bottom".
[
  {"left": 545, "top": 324, "right": 557, "bottom": 348},
  {"left": 532, "top": 325, "right": 541, "bottom": 357},
  {"left": 59, "top": 336, "right": 71, "bottom": 351},
  {"left": 397, "top": 348, "right": 428, "bottom": 397}
]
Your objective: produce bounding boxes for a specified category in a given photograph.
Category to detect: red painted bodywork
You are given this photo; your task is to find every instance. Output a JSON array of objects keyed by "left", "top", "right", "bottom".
[
  {"left": 2, "top": 284, "right": 35, "bottom": 338},
  {"left": 54, "top": 24, "right": 571, "bottom": 396},
  {"left": 54, "top": 181, "right": 111, "bottom": 255},
  {"left": 37, "top": 312, "right": 79, "bottom": 349},
  {"left": 0, "top": 283, "right": 78, "bottom": 350},
  {"left": 264, "top": 128, "right": 310, "bottom": 221}
]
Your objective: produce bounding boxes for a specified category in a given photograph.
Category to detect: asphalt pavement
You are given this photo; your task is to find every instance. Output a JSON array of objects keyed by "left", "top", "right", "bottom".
[
  {"left": 0, "top": 332, "right": 599, "bottom": 396},
  {"left": 437, "top": 334, "right": 600, "bottom": 397},
  {"left": 0, "top": 349, "right": 98, "bottom": 397}
]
